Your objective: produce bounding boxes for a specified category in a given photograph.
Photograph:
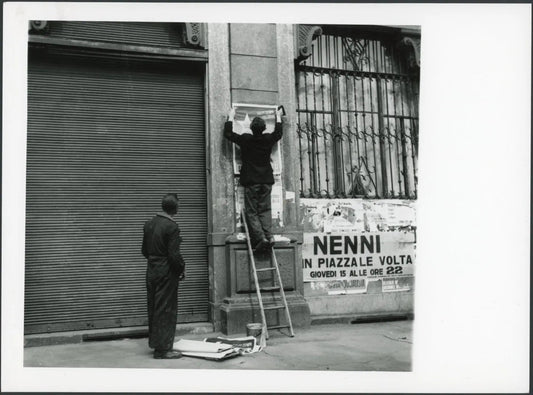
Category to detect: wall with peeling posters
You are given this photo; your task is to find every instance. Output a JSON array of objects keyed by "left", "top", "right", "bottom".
[{"left": 300, "top": 198, "right": 416, "bottom": 319}]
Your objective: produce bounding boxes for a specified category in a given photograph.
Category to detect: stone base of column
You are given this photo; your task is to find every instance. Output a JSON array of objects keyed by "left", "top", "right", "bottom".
[{"left": 220, "top": 294, "right": 310, "bottom": 335}]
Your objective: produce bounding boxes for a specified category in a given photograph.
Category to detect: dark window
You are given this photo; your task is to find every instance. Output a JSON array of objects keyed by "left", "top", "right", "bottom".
[{"left": 296, "top": 28, "right": 419, "bottom": 199}]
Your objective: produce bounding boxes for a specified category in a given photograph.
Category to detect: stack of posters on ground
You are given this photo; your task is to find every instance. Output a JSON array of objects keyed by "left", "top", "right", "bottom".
[
  {"left": 173, "top": 336, "right": 262, "bottom": 361},
  {"left": 204, "top": 336, "right": 263, "bottom": 354}
]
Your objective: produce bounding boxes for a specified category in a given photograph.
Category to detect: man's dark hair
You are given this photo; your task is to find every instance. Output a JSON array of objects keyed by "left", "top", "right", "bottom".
[
  {"left": 250, "top": 117, "right": 266, "bottom": 135},
  {"left": 162, "top": 193, "right": 179, "bottom": 215}
]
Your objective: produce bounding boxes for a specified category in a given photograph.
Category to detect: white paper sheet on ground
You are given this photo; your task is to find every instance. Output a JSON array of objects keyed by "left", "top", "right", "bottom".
[
  {"left": 181, "top": 348, "right": 241, "bottom": 361},
  {"left": 173, "top": 339, "right": 233, "bottom": 353},
  {"left": 204, "top": 336, "right": 263, "bottom": 354}
]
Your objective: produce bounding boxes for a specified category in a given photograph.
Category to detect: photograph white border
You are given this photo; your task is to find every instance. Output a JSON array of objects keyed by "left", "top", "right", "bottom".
[{"left": 3, "top": 2, "right": 531, "bottom": 393}]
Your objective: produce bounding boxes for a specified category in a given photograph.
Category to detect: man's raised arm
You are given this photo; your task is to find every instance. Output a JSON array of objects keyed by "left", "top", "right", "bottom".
[
  {"left": 223, "top": 107, "right": 242, "bottom": 145},
  {"left": 270, "top": 107, "right": 284, "bottom": 142}
]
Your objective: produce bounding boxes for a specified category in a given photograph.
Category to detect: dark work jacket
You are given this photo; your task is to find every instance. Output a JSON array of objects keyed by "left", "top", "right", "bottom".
[
  {"left": 142, "top": 213, "right": 185, "bottom": 277},
  {"left": 224, "top": 121, "right": 282, "bottom": 186}
]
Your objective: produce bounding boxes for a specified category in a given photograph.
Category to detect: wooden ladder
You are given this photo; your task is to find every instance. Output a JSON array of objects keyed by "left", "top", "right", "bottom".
[{"left": 241, "top": 209, "right": 295, "bottom": 341}]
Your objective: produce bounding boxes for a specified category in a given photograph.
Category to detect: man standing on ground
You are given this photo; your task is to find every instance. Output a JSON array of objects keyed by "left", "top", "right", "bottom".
[
  {"left": 224, "top": 107, "right": 284, "bottom": 252},
  {"left": 142, "top": 193, "right": 185, "bottom": 359}
]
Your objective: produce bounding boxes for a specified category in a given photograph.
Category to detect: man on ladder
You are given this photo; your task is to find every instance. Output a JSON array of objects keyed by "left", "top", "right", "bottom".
[
  {"left": 224, "top": 106, "right": 284, "bottom": 252},
  {"left": 225, "top": 106, "right": 294, "bottom": 343}
]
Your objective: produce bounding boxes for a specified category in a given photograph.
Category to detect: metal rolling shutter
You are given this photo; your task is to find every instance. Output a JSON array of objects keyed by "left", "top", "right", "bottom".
[
  {"left": 25, "top": 49, "right": 208, "bottom": 334},
  {"left": 45, "top": 21, "right": 187, "bottom": 49}
]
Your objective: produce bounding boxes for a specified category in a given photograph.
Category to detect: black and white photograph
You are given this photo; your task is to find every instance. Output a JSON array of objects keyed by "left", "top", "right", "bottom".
[
  {"left": 22, "top": 18, "right": 419, "bottom": 369},
  {"left": 2, "top": 2, "right": 530, "bottom": 393}
]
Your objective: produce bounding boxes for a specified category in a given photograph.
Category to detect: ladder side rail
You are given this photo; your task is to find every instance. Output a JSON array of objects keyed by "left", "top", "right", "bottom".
[
  {"left": 241, "top": 208, "right": 269, "bottom": 340},
  {"left": 270, "top": 248, "right": 295, "bottom": 337}
]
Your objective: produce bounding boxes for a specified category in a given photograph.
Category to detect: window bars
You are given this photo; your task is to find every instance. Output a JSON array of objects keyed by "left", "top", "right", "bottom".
[{"left": 296, "top": 32, "right": 419, "bottom": 199}]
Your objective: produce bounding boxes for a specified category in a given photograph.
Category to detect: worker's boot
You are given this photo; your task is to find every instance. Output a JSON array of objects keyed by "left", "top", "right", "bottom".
[
  {"left": 154, "top": 349, "right": 183, "bottom": 359},
  {"left": 254, "top": 238, "right": 269, "bottom": 252}
]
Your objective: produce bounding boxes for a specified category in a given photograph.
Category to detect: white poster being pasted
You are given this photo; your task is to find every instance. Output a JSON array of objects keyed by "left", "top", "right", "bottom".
[{"left": 230, "top": 103, "right": 282, "bottom": 176}]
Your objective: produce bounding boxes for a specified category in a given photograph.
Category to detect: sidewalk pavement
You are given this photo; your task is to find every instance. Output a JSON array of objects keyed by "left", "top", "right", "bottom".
[{"left": 24, "top": 320, "right": 413, "bottom": 371}]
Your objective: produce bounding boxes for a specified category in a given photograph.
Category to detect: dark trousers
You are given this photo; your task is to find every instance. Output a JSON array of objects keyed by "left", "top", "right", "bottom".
[
  {"left": 146, "top": 262, "right": 179, "bottom": 351},
  {"left": 244, "top": 184, "right": 272, "bottom": 246}
]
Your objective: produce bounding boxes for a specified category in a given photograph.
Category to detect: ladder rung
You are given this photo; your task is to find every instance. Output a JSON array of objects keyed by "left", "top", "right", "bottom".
[
  {"left": 260, "top": 286, "right": 281, "bottom": 292},
  {"left": 256, "top": 267, "right": 276, "bottom": 272},
  {"left": 263, "top": 304, "right": 286, "bottom": 311},
  {"left": 267, "top": 324, "right": 291, "bottom": 330}
]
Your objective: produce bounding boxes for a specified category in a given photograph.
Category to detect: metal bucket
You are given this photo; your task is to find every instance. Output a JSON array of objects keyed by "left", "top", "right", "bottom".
[{"left": 246, "top": 323, "right": 262, "bottom": 337}]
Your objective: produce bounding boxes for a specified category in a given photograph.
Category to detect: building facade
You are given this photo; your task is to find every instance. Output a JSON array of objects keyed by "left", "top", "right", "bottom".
[{"left": 25, "top": 22, "right": 420, "bottom": 336}]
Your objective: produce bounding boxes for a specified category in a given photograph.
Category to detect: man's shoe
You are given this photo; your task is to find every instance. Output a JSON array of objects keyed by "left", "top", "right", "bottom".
[
  {"left": 153, "top": 350, "right": 183, "bottom": 359},
  {"left": 254, "top": 238, "right": 269, "bottom": 252}
]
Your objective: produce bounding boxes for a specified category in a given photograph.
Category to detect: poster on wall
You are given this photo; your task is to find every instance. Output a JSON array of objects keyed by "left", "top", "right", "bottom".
[
  {"left": 230, "top": 103, "right": 282, "bottom": 176},
  {"left": 302, "top": 231, "right": 415, "bottom": 282},
  {"left": 382, "top": 277, "right": 412, "bottom": 292},
  {"left": 308, "top": 279, "right": 368, "bottom": 295},
  {"left": 301, "top": 199, "right": 416, "bottom": 233}
]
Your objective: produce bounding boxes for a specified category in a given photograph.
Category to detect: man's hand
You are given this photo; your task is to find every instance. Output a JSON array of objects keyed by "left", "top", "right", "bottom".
[
  {"left": 178, "top": 272, "right": 185, "bottom": 281},
  {"left": 228, "top": 107, "right": 236, "bottom": 121},
  {"left": 276, "top": 107, "right": 284, "bottom": 122}
]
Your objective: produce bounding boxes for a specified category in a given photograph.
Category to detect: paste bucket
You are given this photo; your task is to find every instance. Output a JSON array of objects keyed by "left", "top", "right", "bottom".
[{"left": 246, "top": 323, "right": 263, "bottom": 338}]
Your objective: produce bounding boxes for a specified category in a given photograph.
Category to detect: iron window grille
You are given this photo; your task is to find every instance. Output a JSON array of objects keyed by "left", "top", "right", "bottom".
[{"left": 296, "top": 29, "right": 419, "bottom": 199}]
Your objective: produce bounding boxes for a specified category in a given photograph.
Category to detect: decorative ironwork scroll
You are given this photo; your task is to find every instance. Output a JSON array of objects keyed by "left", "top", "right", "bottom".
[
  {"left": 296, "top": 25, "right": 323, "bottom": 61},
  {"left": 341, "top": 37, "right": 369, "bottom": 71}
]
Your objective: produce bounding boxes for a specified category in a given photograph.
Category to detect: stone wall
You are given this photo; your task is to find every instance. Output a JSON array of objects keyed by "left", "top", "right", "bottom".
[{"left": 208, "top": 23, "right": 310, "bottom": 334}]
